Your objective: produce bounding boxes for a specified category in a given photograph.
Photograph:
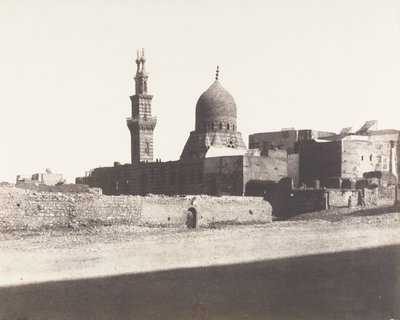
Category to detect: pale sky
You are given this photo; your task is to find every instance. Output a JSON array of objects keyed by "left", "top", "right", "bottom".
[{"left": 1, "top": 0, "right": 400, "bottom": 183}]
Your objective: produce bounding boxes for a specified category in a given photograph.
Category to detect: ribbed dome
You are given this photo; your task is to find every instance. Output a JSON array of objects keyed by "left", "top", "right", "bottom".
[{"left": 195, "top": 81, "right": 237, "bottom": 130}]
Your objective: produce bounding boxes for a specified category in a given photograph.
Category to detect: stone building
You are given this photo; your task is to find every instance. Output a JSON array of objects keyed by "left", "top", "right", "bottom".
[
  {"left": 249, "top": 129, "right": 335, "bottom": 155},
  {"left": 249, "top": 129, "right": 336, "bottom": 187},
  {"left": 248, "top": 121, "right": 399, "bottom": 188},
  {"left": 297, "top": 126, "right": 399, "bottom": 187},
  {"left": 76, "top": 52, "right": 287, "bottom": 195},
  {"left": 16, "top": 168, "right": 64, "bottom": 186}
]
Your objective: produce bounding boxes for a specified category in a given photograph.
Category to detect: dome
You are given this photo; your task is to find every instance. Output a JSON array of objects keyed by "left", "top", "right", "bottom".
[{"left": 195, "top": 80, "right": 237, "bottom": 131}]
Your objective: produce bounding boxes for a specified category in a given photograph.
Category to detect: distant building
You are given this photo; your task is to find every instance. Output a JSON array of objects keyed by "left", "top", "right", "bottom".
[
  {"left": 249, "top": 129, "right": 336, "bottom": 187},
  {"left": 297, "top": 126, "right": 399, "bottom": 187},
  {"left": 249, "top": 129, "right": 335, "bottom": 155},
  {"left": 16, "top": 168, "right": 64, "bottom": 186},
  {"left": 248, "top": 121, "right": 399, "bottom": 188},
  {"left": 76, "top": 52, "right": 287, "bottom": 195}
]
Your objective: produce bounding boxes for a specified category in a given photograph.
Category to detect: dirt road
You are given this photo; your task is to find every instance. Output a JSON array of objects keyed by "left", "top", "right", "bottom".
[{"left": 0, "top": 214, "right": 400, "bottom": 319}]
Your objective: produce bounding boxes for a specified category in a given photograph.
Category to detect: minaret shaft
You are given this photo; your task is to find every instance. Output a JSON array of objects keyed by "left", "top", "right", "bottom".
[{"left": 127, "top": 49, "right": 157, "bottom": 163}]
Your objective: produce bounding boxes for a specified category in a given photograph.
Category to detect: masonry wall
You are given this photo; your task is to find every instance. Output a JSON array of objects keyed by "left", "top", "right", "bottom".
[
  {"left": 266, "top": 182, "right": 396, "bottom": 219},
  {"left": 341, "top": 138, "right": 396, "bottom": 178},
  {"left": 77, "top": 151, "right": 287, "bottom": 197},
  {"left": 298, "top": 140, "right": 342, "bottom": 187},
  {"left": 266, "top": 189, "right": 326, "bottom": 219},
  {"left": 203, "top": 156, "right": 244, "bottom": 195},
  {"left": 79, "top": 160, "right": 206, "bottom": 196},
  {"left": 243, "top": 154, "right": 287, "bottom": 193},
  {"left": 0, "top": 186, "right": 144, "bottom": 230},
  {"left": 366, "top": 131, "right": 399, "bottom": 177},
  {"left": 249, "top": 130, "right": 298, "bottom": 155},
  {"left": 292, "top": 189, "right": 327, "bottom": 213},
  {"left": 378, "top": 185, "right": 397, "bottom": 205},
  {"left": 328, "top": 190, "right": 359, "bottom": 208},
  {"left": 138, "top": 160, "right": 205, "bottom": 196},
  {"left": 249, "top": 129, "right": 335, "bottom": 155},
  {"left": 0, "top": 186, "right": 272, "bottom": 230},
  {"left": 194, "top": 196, "right": 272, "bottom": 226}
]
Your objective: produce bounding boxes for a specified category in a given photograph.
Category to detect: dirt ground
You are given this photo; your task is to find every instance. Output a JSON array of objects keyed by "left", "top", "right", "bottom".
[
  {"left": 0, "top": 205, "right": 400, "bottom": 319},
  {"left": 1, "top": 205, "right": 400, "bottom": 286}
]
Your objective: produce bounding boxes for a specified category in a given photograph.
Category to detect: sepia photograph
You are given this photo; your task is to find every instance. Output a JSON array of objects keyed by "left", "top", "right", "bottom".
[{"left": 0, "top": 0, "right": 399, "bottom": 319}]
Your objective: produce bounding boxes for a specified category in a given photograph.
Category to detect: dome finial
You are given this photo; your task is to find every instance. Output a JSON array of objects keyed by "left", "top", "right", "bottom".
[{"left": 215, "top": 66, "right": 219, "bottom": 81}]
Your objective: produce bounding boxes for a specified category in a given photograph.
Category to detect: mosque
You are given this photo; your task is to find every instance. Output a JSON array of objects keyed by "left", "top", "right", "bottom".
[{"left": 76, "top": 50, "right": 287, "bottom": 195}]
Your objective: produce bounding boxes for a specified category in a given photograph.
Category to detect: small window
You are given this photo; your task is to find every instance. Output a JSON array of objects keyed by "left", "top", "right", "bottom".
[
  {"left": 219, "top": 123, "right": 223, "bottom": 129},
  {"left": 227, "top": 140, "right": 235, "bottom": 148},
  {"left": 227, "top": 123, "right": 230, "bottom": 130},
  {"left": 382, "top": 156, "right": 389, "bottom": 171},
  {"left": 144, "top": 142, "right": 150, "bottom": 155},
  {"left": 369, "top": 154, "right": 372, "bottom": 161},
  {"left": 361, "top": 156, "right": 364, "bottom": 161}
]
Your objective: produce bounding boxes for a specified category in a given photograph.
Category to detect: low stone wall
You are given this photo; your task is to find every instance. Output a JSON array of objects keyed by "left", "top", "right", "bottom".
[
  {"left": 328, "top": 187, "right": 395, "bottom": 208},
  {"left": 378, "top": 185, "right": 397, "bottom": 203},
  {"left": 266, "top": 184, "right": 397, "bottom": 219},
  {"left": 140, "top": 196, "right": 189, "bottom": 227},
  {"left": 328, "top": 190, "right": 359, "bottom": 208},
  {"left": 194, "top": 196, "right": 271, "bottom": 227},
  {"left": 0, "top": 186, "right": 272, "bottom": 230},
  {"left": 15, "top": 182, "right": 94, "bottom": 193}
]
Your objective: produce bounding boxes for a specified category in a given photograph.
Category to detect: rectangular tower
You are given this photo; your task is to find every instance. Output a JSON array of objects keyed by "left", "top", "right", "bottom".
[{"left": 126, "top": 49, "right": 157, "bottom": 163}]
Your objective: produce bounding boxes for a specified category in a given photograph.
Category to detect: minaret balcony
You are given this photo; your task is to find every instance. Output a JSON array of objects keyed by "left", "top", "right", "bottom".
[{"left": 126, "top": 116, "right": 157, "bottom": 124}]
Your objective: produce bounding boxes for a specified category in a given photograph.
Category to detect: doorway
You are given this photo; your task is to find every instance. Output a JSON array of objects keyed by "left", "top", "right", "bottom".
[{"left": 186, "top": 207, "right": 197, "bottom": 229}]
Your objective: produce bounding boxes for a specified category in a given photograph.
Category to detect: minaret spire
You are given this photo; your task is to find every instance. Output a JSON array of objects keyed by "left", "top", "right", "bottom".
[
  {"left": 134, "top": 48, "right": 149, "bottom": 94},
  {"left": 135, "top": 50, "right": 141, "bottom": 74},
  {"left": 140, "top": 48, "right": 147, "bottom": 74}
]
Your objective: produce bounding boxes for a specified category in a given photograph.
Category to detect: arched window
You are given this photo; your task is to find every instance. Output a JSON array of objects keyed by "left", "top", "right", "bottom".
[
  {"left": 227, "top": 123, "right": 230, "bottom": 130},
  {"left": 219, "top": 123, "right": 223, "bottom": 129},
  {"left": 232, "top": 124, "right": 235, "bottom": 131},
  {"left": 144, "top": 141, "right": 150, "bottom": 155}
]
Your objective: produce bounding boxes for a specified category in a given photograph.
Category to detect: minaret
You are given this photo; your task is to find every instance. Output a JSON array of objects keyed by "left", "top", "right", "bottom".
[{"left": 127, "top": 49, "right": 157, "bottom": 163}]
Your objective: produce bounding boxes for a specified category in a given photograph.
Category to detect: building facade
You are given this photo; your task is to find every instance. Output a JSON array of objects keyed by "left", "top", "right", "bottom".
[
  {"left": 76, "top": 54, "right": 287, "bottom": 195},
  {"left": 297, "top": 129, "right": 399, "bottom": 187},
  {"left": 248, "top": 122, "right": 399, "bottom": 188},
  {"left": 17, "top": 168, "right": 64, "bottom": 186},
  {"left": 76, "top": 53, "right": 399, "bottom": 195}
]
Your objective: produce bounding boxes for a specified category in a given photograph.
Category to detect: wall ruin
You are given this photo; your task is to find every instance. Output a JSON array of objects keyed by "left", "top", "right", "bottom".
[{"left": 0, "top": 186, "right": 272, "bottom": 230}]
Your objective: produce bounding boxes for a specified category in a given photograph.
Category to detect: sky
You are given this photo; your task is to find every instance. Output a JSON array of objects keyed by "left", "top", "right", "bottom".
[{"left": 1, "top": 0, "right": 400, "bottom": 183}]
